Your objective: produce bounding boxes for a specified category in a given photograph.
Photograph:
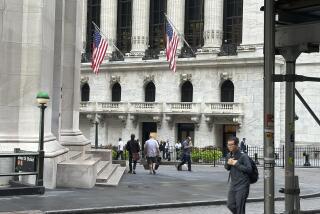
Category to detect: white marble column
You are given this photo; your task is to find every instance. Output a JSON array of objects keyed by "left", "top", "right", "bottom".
[
  {"left": 100, "top": 0, "right": 118, "bottom": 55},
  {"left": 167, "top": 0, "right": 185, "bottom": 52},
  {"left": 241, "top": 0, "right": 264, "bottom": 45},
  {"left": 81, "top": 0, "right": 87, "bottom": 54},
  {"left": 203, "top": 0, "right": 223, "bottom": 51},
  {"left": 130, "top": 0, "right": 150, "bottom": 56},
  {"left": 59, "top": 0, "right": 90, "bottom": 148}
]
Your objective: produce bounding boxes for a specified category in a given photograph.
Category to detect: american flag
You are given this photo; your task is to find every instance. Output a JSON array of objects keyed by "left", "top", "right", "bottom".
[
  {"left": 91, "top": 29, "right": 108, "bottom": 74},
  {"left": 166, "top": 22, "right": 179, "bottom": 72}
]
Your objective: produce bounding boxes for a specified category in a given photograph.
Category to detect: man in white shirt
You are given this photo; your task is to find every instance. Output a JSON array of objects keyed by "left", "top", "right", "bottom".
[
  {"left": 175, "top": 141, "right": 182, "bottom": 160},
  {"left": 144, "top": 134, "right": 160, "bottom": 175},
  {"left": 116, "top": 138, "right": 125, "bottom": 160}
]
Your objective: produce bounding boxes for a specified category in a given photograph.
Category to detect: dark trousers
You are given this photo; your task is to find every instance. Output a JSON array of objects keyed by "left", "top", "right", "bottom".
[
  {"left": 175, "top": 149, "right": 180, "bottom": 160},
  {"left": 128, "top": 155, "right": 137, "bottom": 172},
  {"left": 178, "top": 155, "right": 191, "bottom": 171},
  {"left": 116, "top": 151, "right": 123, "bottom": 160},
  {"left": 227, "top": 187, "right": 249, "bottom": 214}
]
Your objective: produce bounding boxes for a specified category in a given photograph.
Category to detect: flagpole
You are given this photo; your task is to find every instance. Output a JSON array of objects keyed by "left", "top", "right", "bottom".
[
  {"left": 92, "top": 22, "right": 125, "bottom": 58},
  {"left": 163, "top": 13, "right": 196, "bottom": 56}
]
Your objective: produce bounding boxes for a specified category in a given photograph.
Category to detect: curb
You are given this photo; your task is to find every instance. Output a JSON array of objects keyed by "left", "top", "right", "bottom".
[{"left": 45, "top": 192, "right": 320, "bottom": 214}]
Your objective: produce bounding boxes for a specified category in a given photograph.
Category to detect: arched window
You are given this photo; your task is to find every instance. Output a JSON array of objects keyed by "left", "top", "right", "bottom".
[
  {"left": 185, "top": 0, "right": 204, "bottom": 49},
  {"left": 221, "top": 80, "right": 234, "bottom": 102},
  {"left": 145, "top": 82, "right": 156, "bottom": 102},
  {"left": 112, "top": 82, "right": 121, "bottom": 102},
  {"left": 223, "top": 0, "right": 243, "bottom": 45},
  {"left": 181, "top": 81, "right": 193, "bottom": 102},
  {"left": 81, "top": 83, "right": 90, "bottom": 101}
]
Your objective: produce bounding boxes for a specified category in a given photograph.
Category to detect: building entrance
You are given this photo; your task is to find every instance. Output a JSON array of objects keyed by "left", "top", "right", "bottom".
[
  {"left": 222, "top": 125, "right": 237, "bottom": 156},
  {"left": 177, "top": 123, "right": 194, "bottom": 144},
  {"left": 142, "top": 122, "right": 157, "bottom": 156}
]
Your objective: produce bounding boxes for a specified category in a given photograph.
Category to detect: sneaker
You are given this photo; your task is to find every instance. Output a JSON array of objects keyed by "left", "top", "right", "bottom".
[
  {"left": 128, "top": 170, "right": 132, "bottom": 174},
  {"left": 176, "top": 165, "right": 182, "bottom": 171},
  {"left": 133, "top": 171, "right": 136, "bottom": 174}
]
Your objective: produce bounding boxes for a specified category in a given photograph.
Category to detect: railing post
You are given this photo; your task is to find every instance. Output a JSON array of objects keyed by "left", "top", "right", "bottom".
[
  {"left": 282, "top": 145, "right": 285, "bottom": 169},
  {"left": 213, "top": 148, "right": 216, "bottom": 167}
]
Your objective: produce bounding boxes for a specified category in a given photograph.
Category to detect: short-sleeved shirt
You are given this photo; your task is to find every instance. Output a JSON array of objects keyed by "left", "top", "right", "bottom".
[
  {"left": 118, "top": 141, "right": 125, "bottom": 151},
  {"left": 145, "top": 138, "right": 159, "bottom": 157}
]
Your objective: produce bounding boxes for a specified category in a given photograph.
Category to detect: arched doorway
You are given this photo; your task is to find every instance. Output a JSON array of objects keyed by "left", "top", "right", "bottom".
[
  {"left": 145, "top": 82, "right": 155, "bottom": 102},
  {"left": 81, "top": 83, "right": 90, "bottom": 101},
  {"left": 181, "top": 81, "right": 193, "bottom": 102},
  {"left": 112, "top": 82, "right": 121, "bottom": 101},
  {"left": 221, "top": 80, "right": 234, "bottom": 102}
]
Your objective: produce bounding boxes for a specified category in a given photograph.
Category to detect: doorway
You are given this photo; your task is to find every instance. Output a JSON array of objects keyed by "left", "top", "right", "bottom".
[
  {"left": 142, "top": 122, "right": 157, "bottom": 156},
  {"left": 222, "top": 125, "right": 237, "bottom": 156},
  {"left": 177, "top": 123, "right": 194, "bottom": 144}
]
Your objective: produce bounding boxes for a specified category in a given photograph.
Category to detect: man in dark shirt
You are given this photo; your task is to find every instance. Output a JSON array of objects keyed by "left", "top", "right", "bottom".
[
  {"left": 176, "top": 136, "right": 192, "bottom": 171},
  {"left": 126, "top": 134, "right": 140, "bottom": 174},
  {"left": 225, "top": 136, "right": 252, "bottom": 214}
]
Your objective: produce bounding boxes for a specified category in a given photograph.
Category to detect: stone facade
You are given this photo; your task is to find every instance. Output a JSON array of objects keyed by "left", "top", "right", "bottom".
[{"left": 79, "top": 0, "right": 320, "bottom": 149}]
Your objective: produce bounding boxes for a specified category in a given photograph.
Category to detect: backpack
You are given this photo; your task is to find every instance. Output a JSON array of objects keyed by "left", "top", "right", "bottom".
[{"left": 247, "top": 155, "right": 259, "bottom": 184}]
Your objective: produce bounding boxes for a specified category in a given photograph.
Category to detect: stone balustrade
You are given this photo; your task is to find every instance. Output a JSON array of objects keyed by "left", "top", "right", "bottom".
[
  {"left": 79, "top": 102, "right": 243, "bottom": 115},
  {"left": 204, "top": 102, "right": 242, "bottom": 114}
]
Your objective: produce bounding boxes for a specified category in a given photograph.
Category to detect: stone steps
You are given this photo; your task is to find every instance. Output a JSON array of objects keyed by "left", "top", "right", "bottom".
[
  {"left": 96, "top": 164, "right": 118, "bottom": 183},
  {"left": 96, "top": 161, "right": 110, "bottom": 176},
  {"left": 68, "top": 151, "right": 82, "bottom": 160},
  {"left": 96, "top": 166, "right": 126, "bottom": 187}
]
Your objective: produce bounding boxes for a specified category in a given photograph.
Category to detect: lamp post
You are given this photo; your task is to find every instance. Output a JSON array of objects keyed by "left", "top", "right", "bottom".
[{"left": 36, "top": 91, "right": 49, "bottom": 186}]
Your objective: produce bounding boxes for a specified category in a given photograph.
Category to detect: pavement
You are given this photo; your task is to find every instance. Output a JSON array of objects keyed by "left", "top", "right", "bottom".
[{"left": 0, "top": 165, "right": 320, "bottom": 213}]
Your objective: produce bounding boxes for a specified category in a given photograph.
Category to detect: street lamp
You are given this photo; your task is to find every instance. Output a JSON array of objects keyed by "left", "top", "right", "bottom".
[{"left": 36, "top": 91, "right": 49, "bottom": 186}]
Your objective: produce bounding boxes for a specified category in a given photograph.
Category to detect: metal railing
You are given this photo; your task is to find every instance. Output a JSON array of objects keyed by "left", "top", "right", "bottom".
[
  {"left": 0, "top": 148, "right": 45, "bottom": 195},
  {"left": 111, "top": 145, "right": 320, "bottom": 168}
]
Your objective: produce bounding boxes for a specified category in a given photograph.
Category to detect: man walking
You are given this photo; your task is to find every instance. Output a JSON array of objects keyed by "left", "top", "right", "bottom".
[
  {"left": 225, "top": 136, "right": 252, "bottom": 214},
  {"left": 126, "top": 134, "right": 140, "bottom": 174},
  {"left": 116, "top": 138, "right": 125, "bottom": 160},
  {"left": 176, "top": 136, "right": 192, "bottom": 171},
  {"left": 144, "top": 133, "right": 160, "bottom": 175},
  {"left": 240, "top": 138, "right": 247, "bottom": 153}
]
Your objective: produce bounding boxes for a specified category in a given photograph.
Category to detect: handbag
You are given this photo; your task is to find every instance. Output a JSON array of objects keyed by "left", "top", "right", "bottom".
[{"left": 132, "top": 152, "right": 140, "bottom": 161}]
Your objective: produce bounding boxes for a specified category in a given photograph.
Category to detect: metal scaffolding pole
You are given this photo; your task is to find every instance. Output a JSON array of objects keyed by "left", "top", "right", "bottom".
[
  {"left": 263, "top": 1, "right": 275, "bottom": 213},
  {"left": 285, "top": 57, "right": 297, "bottom": 214}
]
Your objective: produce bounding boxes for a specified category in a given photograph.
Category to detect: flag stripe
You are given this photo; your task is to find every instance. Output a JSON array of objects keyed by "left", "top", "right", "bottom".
[
  {"left": 166, "top": 22, "right": 179, "bottom": 73},
  {"left": 91, "top": 29, "right": 108, "bottom": 74}
]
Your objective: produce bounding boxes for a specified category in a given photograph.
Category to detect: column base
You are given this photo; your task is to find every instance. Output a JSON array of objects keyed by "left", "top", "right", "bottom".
[{"left": 60, "top": 130, "right": 90, "bottom": 152}]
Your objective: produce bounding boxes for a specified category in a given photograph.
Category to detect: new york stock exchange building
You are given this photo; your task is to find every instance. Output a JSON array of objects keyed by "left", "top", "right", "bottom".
[
  {"left": 80, "top": 0, "right": 320, "bottom": 152},
  {"left": 1, "top": 0, "right": 320, "bottom": 189}
]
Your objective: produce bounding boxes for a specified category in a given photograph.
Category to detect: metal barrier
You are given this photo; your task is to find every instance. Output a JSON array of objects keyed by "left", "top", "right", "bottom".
[{"left": 0, "top": 148, "right": 45, "bottom": 196}]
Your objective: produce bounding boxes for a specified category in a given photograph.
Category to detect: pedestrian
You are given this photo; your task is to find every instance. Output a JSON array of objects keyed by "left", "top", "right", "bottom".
[
  {"left": 144, "top": 133, "right": 160, "bottom": 175},
  {"left": 116, "top": 138, "right": 125, "bottom": 160},
  {"left": 240, "top": 138, "right": 247, "bottom": 153},
  {"left": 126, "top": 134, "right": 140, "bottom": 174},
  {"left": 225, "top": 136, "right": 252, "bottom": 214},
  {"left": 165, "top": 140, "right": 170, "bottom": 161},
  {"left": 176, "top": 136, "right": 192, "bottom": 172},
  {"left": 175, "top": 141, "right": 182, "bottom": 160}
]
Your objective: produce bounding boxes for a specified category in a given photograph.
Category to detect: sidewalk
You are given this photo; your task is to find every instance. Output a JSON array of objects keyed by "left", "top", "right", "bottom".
[{"left": 0, "top": 165, "right": 320, "bottom": 213}]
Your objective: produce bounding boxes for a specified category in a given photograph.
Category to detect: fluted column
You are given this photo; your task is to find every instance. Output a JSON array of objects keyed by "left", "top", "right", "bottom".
[
  {"left": 100, "top": 0, "right": 118, "bottom": 56},
  {"left": 59, "top": 0, "right": 90, "bottom": 147},
  {"left": 167, "top": 0, "right": 185, "bottom": 52},
  {"left": 81, "top": 0, "right": 87, "bottom": 54},
  {"left": 203, "top": 0, "right": 223, "bottom": 51},
  {"left": 131, "top": 0, "right": 150, "bottom": 55}
]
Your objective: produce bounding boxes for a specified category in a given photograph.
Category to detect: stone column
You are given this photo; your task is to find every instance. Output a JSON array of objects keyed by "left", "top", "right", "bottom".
[
  {"left": 59, "top": 0, "right": 90, "bottom": 150},
  {"left": 241, "top": 0, "right": 264, "bottom": 45},
  {"left": 0, "top": 0, "right": 68, "bottom": 188},
  {"left": 100, "top": 0, "right": 118, "bottom": 56},
  {"left": 167, "top": 0, "right": 185, "bottom": 52},
  {"left": 81, "top": 0, "right": 87, "bottom": 54},
  {"left": 130, "top": 0, "right": 150, "bottom": 56},
  {"left": 203, "top": 0, "right": 223, "bottom": 51}
]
